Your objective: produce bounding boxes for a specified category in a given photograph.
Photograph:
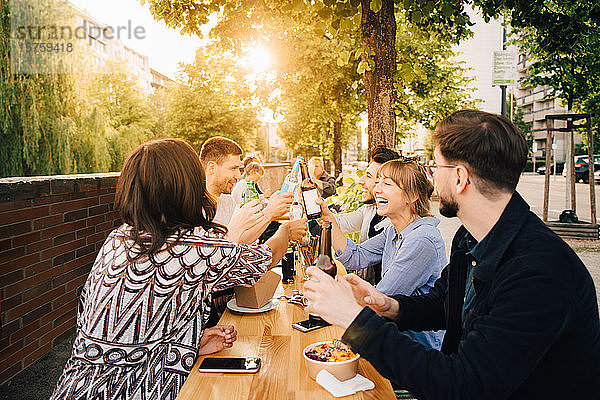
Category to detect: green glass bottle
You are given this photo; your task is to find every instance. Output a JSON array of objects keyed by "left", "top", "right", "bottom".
[{"left": 242, "top": 180, "right": 260, "bottom": 205}]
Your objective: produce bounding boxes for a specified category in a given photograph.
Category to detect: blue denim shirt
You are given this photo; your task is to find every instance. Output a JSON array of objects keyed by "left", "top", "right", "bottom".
[{"left": 336, "top": 216, "right": 446, "bottom": 349}]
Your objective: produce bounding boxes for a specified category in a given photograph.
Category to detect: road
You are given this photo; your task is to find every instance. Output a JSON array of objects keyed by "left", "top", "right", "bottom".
[{"left": 517, "top": 173, "right": 599, "bottom": 223}]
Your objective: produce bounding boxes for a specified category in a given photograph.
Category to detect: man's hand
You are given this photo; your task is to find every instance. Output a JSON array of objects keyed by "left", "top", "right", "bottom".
[
  {"left": 342, "top": 274, "right": 399, "bottom": 319},
  {"left": 227, "top": 200, "right": 265, "bottom": 243},
  {"left": 316, "top": 198, "right": 335, "bottom": 224},
  {"left": 303, "top": 267, "right": 364, "bottom": 329},
  {"left": 262, "top": 191, "right": 294, "bottom": 221},
  {"left": 288, "top": 217, "right": 308, "bottom": 243},
  {"left": 198, "top": 325, "right": 238, "bottom": 355}
]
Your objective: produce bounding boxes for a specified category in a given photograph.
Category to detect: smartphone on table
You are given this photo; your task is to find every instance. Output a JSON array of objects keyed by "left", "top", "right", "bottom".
[
  {"left": 198, "top": 357, "right": 261, "bottom": 373},
  {"left": 292, "top": 318, "right": 330, "bottom": 333}
]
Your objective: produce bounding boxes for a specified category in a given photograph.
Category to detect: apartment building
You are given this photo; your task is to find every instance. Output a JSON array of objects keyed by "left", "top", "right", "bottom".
[
  {"left": 70, "top": 2, "right": 173, "bottom": 95},
  {"left": 515, "top": 53, "right": 575, "bottom": 162}
]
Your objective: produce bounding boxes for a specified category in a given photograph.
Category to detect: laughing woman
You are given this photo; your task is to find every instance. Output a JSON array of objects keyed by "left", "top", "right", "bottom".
[
  {"left": 318, "top": 158, "right": 446, "bottom": 349},
  {"left": 50, "top": 139, "right": 272, "bottom": 400}
]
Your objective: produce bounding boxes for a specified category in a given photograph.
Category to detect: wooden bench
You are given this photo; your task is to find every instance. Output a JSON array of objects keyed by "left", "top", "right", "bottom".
[{"left": 546, "top": 222, "right": 599, "bottom": 240}]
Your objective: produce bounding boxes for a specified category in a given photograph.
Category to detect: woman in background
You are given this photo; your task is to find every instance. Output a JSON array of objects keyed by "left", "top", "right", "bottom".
[
  {"left": 317, "top": 158, "right": 446, "bottom": 350},
  {"left": 51, "top": 139, "right": 272, "bottom": 399}
]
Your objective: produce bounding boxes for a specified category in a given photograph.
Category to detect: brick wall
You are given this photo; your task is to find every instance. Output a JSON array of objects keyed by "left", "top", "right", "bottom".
[{"left": 0, "top": 173, "right": 121, "bottom": 384}]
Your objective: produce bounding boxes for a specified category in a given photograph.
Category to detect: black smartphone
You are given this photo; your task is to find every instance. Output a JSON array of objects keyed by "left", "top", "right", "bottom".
[
  {"left": 198, "top": 357, "right": 261, "bottom": 373},
  {"left": 292, "top": 318, "right": 330, "bottom": 332}
]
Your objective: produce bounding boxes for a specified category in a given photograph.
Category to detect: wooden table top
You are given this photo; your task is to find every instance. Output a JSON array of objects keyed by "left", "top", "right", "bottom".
[{"left": 176, "top": 267, "right": 395, "bottom": 400}]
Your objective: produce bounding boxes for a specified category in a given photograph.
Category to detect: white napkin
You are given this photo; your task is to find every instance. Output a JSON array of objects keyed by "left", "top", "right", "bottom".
[{"left": 315, "top": 370, "right": 375, "bottom": 397}]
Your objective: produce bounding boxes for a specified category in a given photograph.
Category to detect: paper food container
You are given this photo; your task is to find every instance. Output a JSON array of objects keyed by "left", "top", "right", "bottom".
[{"left": 234, "top": 270, "right": 281, "bottom": 309}]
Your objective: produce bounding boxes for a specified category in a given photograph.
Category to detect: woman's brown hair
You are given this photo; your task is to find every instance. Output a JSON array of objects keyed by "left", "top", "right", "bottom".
[
  {"left": 115, "top": 138, "right": 226, "bottom": 260},
  {"left": 377, "top": 158, "right": 434, "bottom": 218}
]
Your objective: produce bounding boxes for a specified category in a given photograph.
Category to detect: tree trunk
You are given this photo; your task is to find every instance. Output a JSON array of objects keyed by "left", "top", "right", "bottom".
[
  {"left": 361, "top": 0, "right": 397, "bottom": 155},
  {"left": 333, "top": 119, "right": 342, "bottom": 177}
]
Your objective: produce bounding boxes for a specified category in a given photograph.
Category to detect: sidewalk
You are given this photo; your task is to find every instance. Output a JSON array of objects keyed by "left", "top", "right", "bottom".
[{"left": 1, "top": 201, "right": 599, "bottom": 400}]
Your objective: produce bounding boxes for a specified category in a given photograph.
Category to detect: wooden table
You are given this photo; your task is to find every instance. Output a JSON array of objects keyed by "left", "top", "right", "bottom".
[{"left": 176, "top": 267, "right": 395, "bottom": 400}]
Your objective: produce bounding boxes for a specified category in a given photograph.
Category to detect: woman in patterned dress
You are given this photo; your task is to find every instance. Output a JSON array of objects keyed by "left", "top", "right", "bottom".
[{"left": 51, "top": 139, "right": 274, "bottom": 400}]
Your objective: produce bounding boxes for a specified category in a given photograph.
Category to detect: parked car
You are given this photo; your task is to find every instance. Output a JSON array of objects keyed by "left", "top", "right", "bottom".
[
  {"left": 573, "top": 155, "right": 600, "bottom": 183},
  {"left": 536, "top": 162, "right": 565, "bottom": 175},
  {"left": 594, "top": 168, "right": 600, "bottom": 182}
]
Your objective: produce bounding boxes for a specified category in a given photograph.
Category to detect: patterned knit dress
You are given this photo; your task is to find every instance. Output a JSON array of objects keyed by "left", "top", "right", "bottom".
[{"left": 50, "top": 225, "right": 271, "bottom": 400}]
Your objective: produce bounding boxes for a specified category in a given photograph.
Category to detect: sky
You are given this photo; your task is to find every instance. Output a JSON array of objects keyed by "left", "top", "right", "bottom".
[{"left": 69, "top": 0, "right": 210, "bottom": 79}]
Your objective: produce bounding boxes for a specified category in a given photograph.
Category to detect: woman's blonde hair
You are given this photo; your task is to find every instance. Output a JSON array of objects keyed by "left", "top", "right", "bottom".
[{"left": 377, "top": 158, "right": 434, "bottom": 218}]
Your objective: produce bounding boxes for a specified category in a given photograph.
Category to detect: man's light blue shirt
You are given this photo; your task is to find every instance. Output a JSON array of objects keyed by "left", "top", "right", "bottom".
[{"left": 336, "top": 216, "right": 447, "bottom": 349}]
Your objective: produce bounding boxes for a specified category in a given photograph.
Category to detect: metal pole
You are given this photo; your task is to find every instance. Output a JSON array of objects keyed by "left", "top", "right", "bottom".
[
  {"left": 587, "top": 116, "right": 596, "bottom": 225},
  {"left": 500, "top": 25, "right": 507, "bottom": 117},
  {"left": 543, "top": 119, "right": 553, "bottom": 222},
  {"left": 569, "top": 124, "right": 575, "bottom": 211}
]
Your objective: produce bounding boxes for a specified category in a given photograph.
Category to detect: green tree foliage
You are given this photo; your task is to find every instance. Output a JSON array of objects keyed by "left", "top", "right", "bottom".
[{"left": 165, "top": 45, "right": 260, "bottom": 152}]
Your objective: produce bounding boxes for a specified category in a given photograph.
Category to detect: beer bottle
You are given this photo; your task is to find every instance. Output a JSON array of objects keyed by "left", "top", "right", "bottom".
[
  {"left": 280, "top": 156, "right": 303, "bottom": 193},
  {"left": 315, "top": 222, "right": 336, "bottom": 278},
  {"left": 241, "top": 180, "right": 260, "bottom": 205},
  {"left": 299, "top": 160, "right": 321, "bottom": 220}
]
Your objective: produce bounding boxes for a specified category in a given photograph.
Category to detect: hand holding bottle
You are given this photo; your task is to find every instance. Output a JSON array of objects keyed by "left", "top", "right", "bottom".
[{"left": 262, "top": 191, "right": 294, "bottom": 221}]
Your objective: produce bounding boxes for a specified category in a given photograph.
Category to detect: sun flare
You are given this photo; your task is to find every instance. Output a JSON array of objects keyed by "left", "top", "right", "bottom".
[{"left": 243, "top": 47, "right": 272, "bottom": 73}]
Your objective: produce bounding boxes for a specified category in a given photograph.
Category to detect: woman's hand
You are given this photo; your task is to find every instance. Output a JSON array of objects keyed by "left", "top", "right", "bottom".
[
  {"left": 227, "top": 200, "right": 265, "bottom": 243},
  {"left": 288, "top": 217, "right": 308, "bottom": 243},
  {"left": 316, "top": 198, "right": 335, "bottom": 224},
  {"left": 303, "top": 267, "right": 364, "bottom": 329},
  {"left": 262, "top": 191, "right": 294, "bottom": 221},
  {"left": 342, "top": 274, "right": 400, "bottom": 319},
  {"left": 198, "top": 325, "right": 238, "bottom": 355}
]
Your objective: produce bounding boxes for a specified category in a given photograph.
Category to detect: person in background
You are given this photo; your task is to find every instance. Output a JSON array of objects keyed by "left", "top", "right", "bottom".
[
  {"left": 304, "top": 110, "right": 600, "bottom": 399},
  {"left": 308, "top": 156, "right": 337, "bottom": 199},
  {"left": 316, "top": 158, "right": 446, "bottom": 350},
  {"left": 232, "top": 162, "right": 265, "bottom": 205},
  {"left": 50, "top": 139, "right": 274, "bottom": 400},
  {"left": 199, "top": 137, "right": 308, "bottom": 324},
  {"left": 334, "top": 146, "right": 400, "bottom": 285}
]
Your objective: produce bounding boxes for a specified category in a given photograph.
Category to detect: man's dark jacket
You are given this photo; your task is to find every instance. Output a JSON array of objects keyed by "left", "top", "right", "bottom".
[{"left": 342, "top": 192, "right": 600, "bottom": 399}]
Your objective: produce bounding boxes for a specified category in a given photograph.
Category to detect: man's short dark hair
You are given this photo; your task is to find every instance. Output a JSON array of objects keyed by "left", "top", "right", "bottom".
[
  {"left": 199, "top": 136, "right": 243, "bottom": 165},
  {"left": 370, "top": 146, "right": 400, "bottom": 164},
  {"left": 434, "top": 109, "right": 528, "bottom": 194}
]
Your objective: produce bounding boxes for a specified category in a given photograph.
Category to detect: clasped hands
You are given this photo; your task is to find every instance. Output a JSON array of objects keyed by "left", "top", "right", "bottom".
[{"left": 303, "top": 267, "right": 399, "bottom": 329}]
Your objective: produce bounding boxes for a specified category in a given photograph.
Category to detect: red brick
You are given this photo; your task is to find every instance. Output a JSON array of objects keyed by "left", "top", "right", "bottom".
[
  {"left": 62, "top": 256, "right": 87, "bottom": 273},
  {"left": 53, "top": 251, "right": 76, "bottom": 267},
  {"left": 32, "top": 194, "right": 64, "bottom": 206},
  {"left": 75, "top": 245, "right": 95, "bottom": 258},
  {"left": 40, "top": 296, "right": 77, "bottom": 327},
  {"left": 0, "top": 270, "right": 24, "bottom": 288},
  {"left": 87, "top": 232, "right": 109, "bottom": 246},
  {"left": 0, "top": 247, "right": 25, "bottom": 267},
  {"left": 2, "top": 338, "right": 39, "bottom": 367},
  {"left": 4, "top": 266, "right": 59, "bottom": 299},
  {"left": 66, "top": 274, "right": 88, "bottom": 292},
  {"left": 88, "top": 204, "right": 108, "bottom": 216},
  {"left": 85, "top": 215, "right": 104, "bottom": 227},
  {"left": 0, "top": 338, "right": 24, "bottom": 361},
  {"left": 0, "top": 319, "right": 21, "bottom": 339},
  {"left": 0, "top": 253, "right": 39, "bottom": 277},
  {"left": 21, "top": 303, "right": 53, "bottom": 327},
  {"left": 40, "top": 220, "right": 86, "bottom": 240},
  {"left": 0, "top": 221, "right": 31, "bottom": 238},
  {"left": 63, "top": 209, "right": 87, "bottom": 222},
  {"left": 0, "top": 361, "right": 23, "bottom": 385},
  {"left": 40, "top": 239, "right": 85, "bottom": 261},
  {"left": 6, "top": 288, "right": 60, "bottom": 323},
  {"left": 0, "top": 239, "right": 11, "bottom": 252},
  {"left": 53, "top": 264, "right": 90, "bottom": 287},
  {"left": 53, "top": 308, "right": 76, "bottom": 328},
  {"left": 23, "top": 341, "right": 52, "bottom": 368},
  {"left": 52, "top": 323, "right": 76, "bottom": 347},
  {"left": 2, "top": 293, "right": 23, "bottom": 312},
  {"left": 99, "top": 193, "right": 115, "bottom": 204},
  {"left": 32, "top": 214, "right": 63, "bottom": 230},
  {"left": 50, "top": 197, "right": 98, "bottom": 214},
  {"left": 54, "top": 232, "right": 75, "bottom": 246},
  {"left": 13, "top": 231, "right": 41, "bottom": 247},
  {"left": 23, "top": 321, "right": 52, "bottom": 346},
  {"left": 10, "top": 320, "right": 40, "bottom": 342},
  {"left": 39, "top": 318, "right": 75, "bottom": 347},
  {"left": 23, "top": 280, "right": 52, "bottom": 301},
  {"left": 0, "top": 206, "right": 49, "bottom": 225},
  {"left": 24, "top": 259, "right": 52, "bottom": 277},
  {"left": 0, "top": 199, "right": 31, "bottom": 212},
  {"left": 27, "top": 238, "right": 52, "bottom": 254},
  {"left": 52, "top": 291, "right": 78, "bottom": 311},
  {"left": 75, "top": 226, "right": 95, "bottom": 239},
  {"left": 95, "top": 221, "right": 113, "bottom": 233}
]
